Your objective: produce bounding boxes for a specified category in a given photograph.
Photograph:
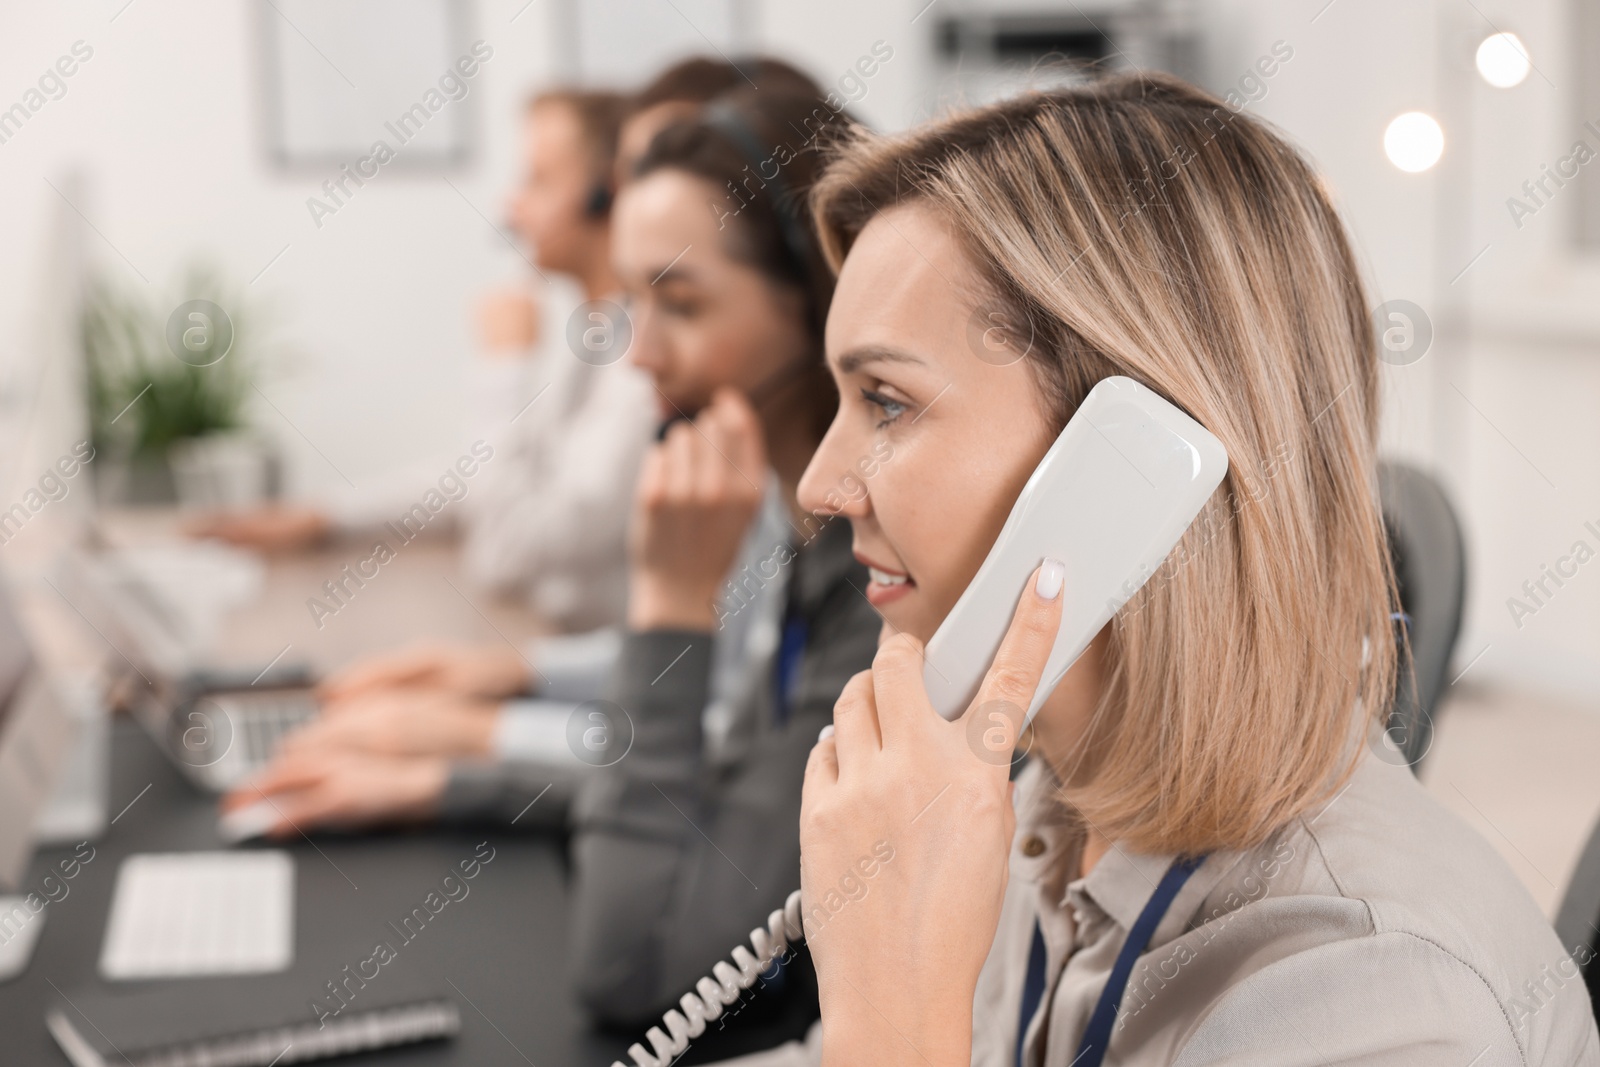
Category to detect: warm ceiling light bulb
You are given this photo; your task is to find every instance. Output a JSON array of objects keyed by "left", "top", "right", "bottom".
[
  {"left": 1476, "top": 32, "right": 1530, "bottom": 88},
  {"left": 1383, "top": 112, "right": 1445, "bottom": 173}
]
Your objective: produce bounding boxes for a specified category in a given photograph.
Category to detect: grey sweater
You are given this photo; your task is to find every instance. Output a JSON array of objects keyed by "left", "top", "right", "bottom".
[
  {"left": 567, "top": 517, "right": 880, "bottom": 1026},
  {"left": 434, "top": 488, "right": 795, "bottom": 830}
]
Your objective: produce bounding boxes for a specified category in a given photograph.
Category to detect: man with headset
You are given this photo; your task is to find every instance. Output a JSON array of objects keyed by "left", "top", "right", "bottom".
[
  {"left": 460, "top": 87, "right": 656, "bottom": 629},
  {"left": 192, "top": 89, "right": 656, "bottom": 633},
  {"left": 216, "top": 87, "right": 661, "bottom": 822}
]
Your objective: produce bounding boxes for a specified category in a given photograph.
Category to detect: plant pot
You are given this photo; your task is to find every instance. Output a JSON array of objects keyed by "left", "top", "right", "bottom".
[
  {"left": 167, "top": 432, "right": 272, "bottom": 511},
  {"left": 93, "top": 451, "right": 178, "bottom": 505}
]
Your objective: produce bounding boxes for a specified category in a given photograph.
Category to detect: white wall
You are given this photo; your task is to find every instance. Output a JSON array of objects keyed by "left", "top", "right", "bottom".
[
  {"left": 1209, "top": 0, "right": 1600, "bottom": 702},
  {"left": 0, "top": 0, "right": 562, "bottom": 497},
  {"left": 3, "top": 0, "right": 1596, "bottom": 700}
]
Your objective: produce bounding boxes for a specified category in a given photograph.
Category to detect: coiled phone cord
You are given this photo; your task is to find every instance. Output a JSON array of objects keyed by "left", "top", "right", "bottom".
[{"left": 611, "top": 888, "right": 806, "bottom": 1067}]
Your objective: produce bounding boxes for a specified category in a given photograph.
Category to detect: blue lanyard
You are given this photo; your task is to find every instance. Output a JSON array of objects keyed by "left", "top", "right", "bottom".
[
  {"left": 773, "top": 614, "right": 808, "bottom": 725},
  {"left": 1015, "top": 854, "right": 1207, "bottom": 1067}
]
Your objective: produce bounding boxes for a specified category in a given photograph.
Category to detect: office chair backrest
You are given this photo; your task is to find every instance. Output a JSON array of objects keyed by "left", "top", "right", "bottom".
[{"left": 1377, "top": 461, "right": 1467, "bottom": 772}]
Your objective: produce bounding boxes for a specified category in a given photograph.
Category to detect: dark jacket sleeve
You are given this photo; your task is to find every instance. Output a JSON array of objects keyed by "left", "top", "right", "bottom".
[
  {"left": 566, "top": 583, "right": 878, "bottom": 1027},
  {"left": 434, "top": 759, "right": 591, "bottom": 832}
]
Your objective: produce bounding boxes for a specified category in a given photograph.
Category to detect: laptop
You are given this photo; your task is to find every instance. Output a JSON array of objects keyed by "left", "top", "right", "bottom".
[{"left": 55, "top": 549, "right": 317, "bottom": 793}]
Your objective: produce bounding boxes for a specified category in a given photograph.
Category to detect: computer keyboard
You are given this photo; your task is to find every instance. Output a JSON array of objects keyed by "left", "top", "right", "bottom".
[
  {"left": 223, "top": 691, "right": 318, "bottom": 770},
  {"left": 99, "top": 851, "right": 294, "bottom": 979},
  {"left": 178, "top": 689, "right": 318, "bottom": 793}
]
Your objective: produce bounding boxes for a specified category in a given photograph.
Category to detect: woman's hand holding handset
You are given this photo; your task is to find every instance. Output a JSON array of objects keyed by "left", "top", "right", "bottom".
[
  {"left": 801, "top": 561, "right": 1065, "bottom": 1067},
  {"left": 628, "top": 388, "right": 768, "bottom": 631}
]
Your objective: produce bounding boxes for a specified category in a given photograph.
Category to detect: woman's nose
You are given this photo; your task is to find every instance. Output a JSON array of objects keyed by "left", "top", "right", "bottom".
[
  {"left": 798, "top": 421, "right": 872, "bottom": 519},
  {"left": 626, "top": 304, "right": 664, "bottom": 374}
]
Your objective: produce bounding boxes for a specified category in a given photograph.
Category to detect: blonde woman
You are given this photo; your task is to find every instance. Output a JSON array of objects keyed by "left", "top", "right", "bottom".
[{"left": 787, "top": 73, "right": 1598, "bottom": 1065}]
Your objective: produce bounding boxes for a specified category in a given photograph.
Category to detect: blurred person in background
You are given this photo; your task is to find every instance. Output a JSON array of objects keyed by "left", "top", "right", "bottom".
[
  {"left": 191, "top": 56, "right": 816, "bottom": 580},
  {"left": 299, "top": 53, "right": 826, "bottom": 706},
  {"left": 218, "top": 57, "right": 836, "bottom": 835},
  {"left": 190, "top": 88, "right": 655, "bottom": 632},
  {"left": 207, "top": 86, "right": 661, "bottom": 826},
  {"left": 457, "top": 57, "right": 816, "bottom": 626},
  {"left": 456, "top": 87, "right": 655, "bottom": 629},
  {"left": 226, "top": 80, "right": 879, "bottom": 1043},
  {"left": 615, "top": 55, "right": 819, "bottom": 177},
  {"left": 221, "top": 75, "right": 881, "bottom": 979}
]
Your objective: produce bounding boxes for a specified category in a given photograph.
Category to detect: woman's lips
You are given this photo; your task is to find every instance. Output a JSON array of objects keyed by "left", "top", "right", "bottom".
[{"left": 858, "top": 555, "right": 915, "bottom": 607}]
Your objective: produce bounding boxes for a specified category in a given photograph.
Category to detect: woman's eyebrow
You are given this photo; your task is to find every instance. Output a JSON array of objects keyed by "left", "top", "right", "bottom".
[{"left": 834, "top": 345, "right": 927, "bottom": 374}]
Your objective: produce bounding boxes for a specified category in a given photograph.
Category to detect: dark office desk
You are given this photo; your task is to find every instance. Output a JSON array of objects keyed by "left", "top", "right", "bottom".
[
  {"left": 1, "top": 718, "right": 635, "bottom": 1066},
  {"left": 4, "top": 518, "right": 816, "bottom": 1065}
]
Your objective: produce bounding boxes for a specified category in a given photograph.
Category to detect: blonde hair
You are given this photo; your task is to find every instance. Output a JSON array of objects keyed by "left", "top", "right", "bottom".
[{"left": 813, "top": 72, "right": 1398, "bottom": 854}]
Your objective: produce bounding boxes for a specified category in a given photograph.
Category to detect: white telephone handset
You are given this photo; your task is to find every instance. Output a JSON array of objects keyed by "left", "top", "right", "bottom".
[
  {"left": 924, "top": 375, "right": 1229, "bottom": 724},
  {"left": 611, "top": 377, "right": 1228, "bottom": 1067}
]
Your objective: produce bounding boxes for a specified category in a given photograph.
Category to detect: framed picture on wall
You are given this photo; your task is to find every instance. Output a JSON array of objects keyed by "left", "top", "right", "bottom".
[{"left": 257, "top": 0, "right": 476, "bottom": 171}]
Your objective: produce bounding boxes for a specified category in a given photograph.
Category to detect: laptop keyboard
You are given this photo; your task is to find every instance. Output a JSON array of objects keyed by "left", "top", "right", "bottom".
[{"left": 227, "top": 692, "right": 318, "bottom": 769}]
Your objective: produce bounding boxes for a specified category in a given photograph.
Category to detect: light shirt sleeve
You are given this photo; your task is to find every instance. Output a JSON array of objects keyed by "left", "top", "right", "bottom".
[
  {"left": 492, "top": 699, "right": 590, "bottom": 763},
  {"left": 527, "top": 627, "right": 624, "bottom": 703},
  {"left": 490, "top": 628, "right": 624, "bottom": 761},
  {"left": 459, "top": 351, "right": 656, "bottom": 629}
]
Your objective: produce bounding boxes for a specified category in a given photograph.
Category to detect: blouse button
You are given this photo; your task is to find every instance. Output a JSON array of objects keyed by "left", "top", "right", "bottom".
[{"left": 1021, "top": 836, "right": 1047, "bottom": 858}]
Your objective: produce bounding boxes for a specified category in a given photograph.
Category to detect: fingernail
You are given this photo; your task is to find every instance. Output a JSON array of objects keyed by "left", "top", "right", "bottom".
[
  {"left": 818, "top": 724, "right": 835, "bottom": 741},
  {"left": 1036, "top": 558, "right": 1065, "bottom": 601}
]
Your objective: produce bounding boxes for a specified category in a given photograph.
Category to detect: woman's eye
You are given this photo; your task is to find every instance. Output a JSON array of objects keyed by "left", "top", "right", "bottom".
[{"left": 860, "top": 387, "right": 908, "bottom": 427}]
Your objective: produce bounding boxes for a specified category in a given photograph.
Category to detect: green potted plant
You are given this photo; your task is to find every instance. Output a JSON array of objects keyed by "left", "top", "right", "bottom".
[{"left": 83, "top": 266, "right": 271, "bottom": 506}]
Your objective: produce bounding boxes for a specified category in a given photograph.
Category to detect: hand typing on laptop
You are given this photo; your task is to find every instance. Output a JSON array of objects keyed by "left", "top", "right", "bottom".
[
  {"left": 281, "top": 688, "right": 500, "bottom": 759},
  {"left": 316, "top": 641, "right": 534, "bottom": 703},
  {"left": 218, "top": 643, "right": 529, "bottom": 836},
  {"left": 217, "top": 689, "right": 493, "bottom": 836},
  {"left": 221, "top": 750, "right": 448, "bottom": 839}
]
